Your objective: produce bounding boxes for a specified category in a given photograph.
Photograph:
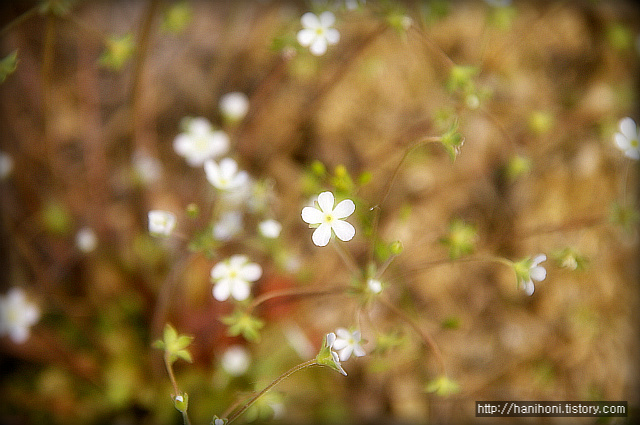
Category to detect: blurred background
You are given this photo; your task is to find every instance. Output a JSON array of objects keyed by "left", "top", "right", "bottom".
[{"left": 1, "top": 0, "right": 639, "bottom": 424}]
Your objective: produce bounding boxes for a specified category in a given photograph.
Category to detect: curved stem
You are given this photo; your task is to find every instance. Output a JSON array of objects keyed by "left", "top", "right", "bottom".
[
  {"left": 225, "top": 359, "right": 318, "bottom": 424},
  {"left": 378, "top": 295, "right": 446, "bottom": 375},
  {"left": 389, "top": 255, "right": 513, "bottom": 282},
  {"left": 331, "top": 240, "right": 360, "bottom": 275},
  {"left": 248, "top": 285, "right": 349, "bottom": 314},
  {"left": 163, "top": 352, "right": 180, "bottom": 396}
]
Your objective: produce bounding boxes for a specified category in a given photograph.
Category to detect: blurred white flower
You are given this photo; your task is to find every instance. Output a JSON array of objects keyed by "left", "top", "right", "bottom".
[
  {"left": 514, "top": 254, "right": 547, "bottom": 296},
  {"left": 133, "top": 152, "right": 162, "bottom": 184},
  {"left": 258, "top": 219, "right": 282, "bottom": 238},
  {"left": 213, "top": 211, "right": 243, "bottom": 241},
  {"left": 204, "top": 158, "right": 249, "bottom": 191},
  {"left": 484, "top": 0, "right": 511, "bottom": 6},
  {"left": 76, "top": 227, "right": 98, "bottom": 253},
  {"left": 173, "top": 117, "right": 229, "bottom": 166},
  {"left": 221, "top": 345, "right": 251, "bottom": 376},
  {"left": 344, "top": 0, "right": 365, "bottom": 10},
  {"left": 297, "top": 11, "right": 340, "bottom": 56},
  {"left": 301, "top": 191, "right": 355, "bottom": 246},
  {"left": 219, "top": 92, "right": 249, "bottom": 123},
  {"left": 0, "top": 151, "right": 13, "bottom": 180},
  {"left": 148, "top": 210, "right": 177, "bottom": 236},
  {"left": 614, "top": 117, "right": 639, "bottom": 160},
  {"left": 211, "top": 255, "right": 262, "bottom": 301},
  {"left": 332, "top": 328, "right": 366, "bottom": 361},
  {"left": 0, "top": 287, "right": 40, "bottom": 344},
  {"left": 367, "top": 278, "right": 383, "bottom": 294}
]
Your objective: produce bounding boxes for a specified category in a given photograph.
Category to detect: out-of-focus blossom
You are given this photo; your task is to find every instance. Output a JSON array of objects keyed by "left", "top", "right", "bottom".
[
  {"left": 258, "top": 219, "right": 282, "bottom": 239},
  {"left": 213, "top": 211, "right": 243, "bottom": 241},
  {"left": 76, "top": 227, "right": 98, "bottom": 253},
  {"left": 219, "top": 92, "right": 249, "bottom": 123},
  {"left": 0, "top": 151, "right": 13, "bottom": 179},
  {"left": 0, "top": 287, "right": 40, "bottom": 344},
  {"left": 204, "top": 158, "right": 249, "bottom": 192},
  {"left": 148, "top": 210, "right": 177, "bottom": 237},
  {"left": 614, "top": 117, "right": 639, "bottom": 160},
  {"left": 297, "top": 11, "right": 340, "bottom": 56},
  {"left": 173, "top": 117, "right": 229, "bottom": 166},
  {"left": 221, "top": 345, "right": 251, "bottom": 376},
  {"left": 211, "top": 255, "right": 262, "bottom": 301},
  {"left": 133, "top": 152, "right": 162, "bottom": 184}
]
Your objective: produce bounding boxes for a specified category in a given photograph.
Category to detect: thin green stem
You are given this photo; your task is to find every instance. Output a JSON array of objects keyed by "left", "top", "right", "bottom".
[
  {"left": 248, "top": 285, "right": 349, "bottom": 314},
  {"left": 378, "top": 295, "right": 446, "bottom": 375},
  {"left": 331, "top": 240, "right": 360, "bottom": 276},
  {"left": 389, "top": 255, "right": 513, "bottom": 283},
  {"left": 375, "top": 253, "right": 397, "bottom": 279},
  {"left": 163, "top": 352, "right": 180, "bottom": 396},
  {"left": 225, "top": 359, "right": 318, "bottom": 424}
]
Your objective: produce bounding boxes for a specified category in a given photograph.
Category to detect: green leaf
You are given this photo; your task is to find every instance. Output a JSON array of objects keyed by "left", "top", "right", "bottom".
[
  {"left": 425, "top": 375, "right": 460, "bottom": 397},
  {"left": 221, "top": 309, "right": 264, "bottom": 343},
  {"left": 0, "top": 50, "right": 18, "bottom": 83}
]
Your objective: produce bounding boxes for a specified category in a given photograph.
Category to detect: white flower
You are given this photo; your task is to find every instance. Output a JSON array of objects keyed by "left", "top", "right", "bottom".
[
  {"left": 204, "top": 158, "right": 249, "bottom": 191},
  {"left": 515, "top": 254, "right": 547, "bottom": 296},
  {"left": 213, "top": 211, "right": 243, "bottom": 241},
  {"left": 0, "top": 288, "right": 40, "bottom": 344},
  {"left": 258, "top": 219, "right": 282, "bottom": 238},
  {"left": 219, "top": 92, "right": 249, "bottom": 123},
  {"left": 148, "top": 210, "right": 177, "bottom": 236},
  {"left": 0, "top": 151, "right": 13, "bottom": 180},
  {"left": 614, "top": 117, "right": 640, "bottom": 160},
  {"left": 332, "top": 328, "right": 366, "bottom": 361},
  {"left": 301, "top": 191, "right": 355, "bottom": 246},
  {"left": 173, "top": 117, "right": 229, "bottom": 166},
  {"left": 211, "top": 255, "right": 262, "bottom": 301},
  {"left": 345, "top": 0, "right": 365, "bottom": 10},
  {"left": 367, "top": 278, "right": 383, "bottom": 294},
  {"left": 325, "top": 332, "right": 347, "bottom": 375},
  {"left": 297, "top": 11, "right": 340, "bottom": 56},
  {"left": 76, "top": 227, "right": 98, "bottom": 253},
  {"left": 221, "top": 345, "right": 251, "bottom": 376}
]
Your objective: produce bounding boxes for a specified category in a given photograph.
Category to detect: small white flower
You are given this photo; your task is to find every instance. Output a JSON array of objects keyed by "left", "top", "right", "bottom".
[
  {"left": 325, "top": 332, "right": 347, "bottom": 375},
  {"left": 367, "top": 278, "right": 383, "bottom": 294},
  {"left": 332, "top": 328, "right": 366, "bottom": 361},
  {"left": 516, "top": 254, "right": 547, "bottom": 296},
  {"left": 221, "top": 345, "right": 251, "bottom": 376},
  {"left": 173, "top": 117, "right": 229, "bottom": 166},
  {"left": 76, "top": 227, "right": 98, "bottom": 253},
  {"left": 614, "top": 117, "right": 640, "bottom": 160},
  {"left": 258, "top": 219, "right": 282, "bottom": 239},
  {"left": 213, "top": 211, "right": 243, "bottom": 241},
  {"left": 297, "top": 11, "right": 340, "bottom": 56},
  {"left": 301, "top": 191, "right": 355, "bottom": 246},
  {"left": 133, "top": 152, "right": 162, "bottom": 184},
  {"left": 213, "top": 418, "right": 225, "bottom": 425},
  {"left": 211, "top": 255, "right": 262, "bottom": 301},
  {"left": 0, "top": 151, "right": 13, "bottom": 180},
  {"left": 175, "top": 395, "right": 184, "bottom": 403},
  {"left": 219, "top": 92, "right": 249, "bottom": 123},
  {"left": 148, "top": 210, "right": 177, "bottom": 236},
  {"left": 204, "top": 158, "right": 249, "bottom": 192},
  {"left": 0, "top": 287, "right": 40, "bottom": 344}
]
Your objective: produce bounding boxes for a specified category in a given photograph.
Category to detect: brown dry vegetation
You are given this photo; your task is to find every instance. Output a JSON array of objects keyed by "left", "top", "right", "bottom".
[{"left": 1, "top": 1, "right": 639, "bottom": 424}]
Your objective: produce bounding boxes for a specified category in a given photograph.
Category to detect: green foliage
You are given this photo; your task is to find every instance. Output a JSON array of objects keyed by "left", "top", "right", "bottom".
[
  {"left": 40, "top": 199, "right": 73, "bottom": 236},
  {"left": 153, "top": 323, "right": 194, "bottom": 365},
  {"left": 609, "top": 201, "right": 639, "bottom": 232},
  {"left": 439, "top": 219, "right": 477, "bottom": 259},
  {"left": 505, "top": 155, "right": 532, "bottom": 181},
  {"left": 315, "top": 334, "right": 346, "bottom": 376},
  {"left": 439, "top": 120, "right": 465, "bottom": 161},
  {"left": 551, "top": 247, "right": 588, "bottom": 271},
  {"left": 221, "top": 309, "right": 265, "bottom": 343},
  {"left": 99, "top": 33, "right": 134, "bottom": 71},
  {"left": 161, "top": 1, "right": 193, "bottom": 34},
  {"left": 424, "top": 375, "right": 460, "bottom": 397},
  {"left": 0, "top": 50, "right": 18, "bottom": 83}
]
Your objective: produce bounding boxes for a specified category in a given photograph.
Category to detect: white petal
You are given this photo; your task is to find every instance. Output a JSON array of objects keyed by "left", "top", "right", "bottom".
[
  {"left": 353, "top": 345, "right": 366, "bottom": 357},
  {"left": 319, "top": 11, "right": 335, "bottom": 27},
  {"left": 173, "top": 134, "right": 191, "bottom": 155},
  {"left": 619, "top": 117, "right": 637, "bottom": 140},
  {"left": 524, "top": 280, "right": 535, "bottom": 296},
  {"left": 213, "top": 281, "right": 231, "bottom": 301},
  {"left": 312, "top": 223, "right": 332, "bottom": 246},
  {"left": 10, "top": 327, "right": 29, "bottom": 344},
  {"left": 189, "top": 117, "right": 213, "bottom": 135},
  {"left": 332, "top": 199, "right": 355, "bottom": 219},
  {"left": 335, "top": 327, "right": 350, "bottom": 339},
  {"left": 231, "top": 281, "right": 250, "bottom": 301},
  {"left": 530, "top": 266, "right": 546, "bottom": 282},
  {"left": 331, "top": 220, "right": 355, "bottom": 242},
  {"left": 325, "top": 28, "right": 340, "bottom": 44},
  {"left": 326, "top": 332, "right": 336, "bottom": 347},
  {"left": 297, "top": 29, "right": 315, "bottom": 47},
  {"left": 615, "top": 132, "right": 630, "bottom": 150},
  {"left": 625, "top": 148, "right": 640, "bottom": 160},
  {"left": 338, "top": 346, "right": 353, "bottom": 361},
  {"left": 301, "top": 12, "right": 320, "bottom": 29},
  {"left": 204, "top": 160, "right": 221, "bottom": 185},
  {"left": 231, "top": 170, "right": 249, "bottom": 189},
  {"left": 310, "top": 38, "right": 328, "bottom": 56},
  {"left": 219, "top": 158, "right": 238, "bottom": 178},
  {"left": 210, "top": 131, "right": 230, "bottom": 157},
  {"left": 229, "top": 255, "right": 249, "bottom": 268},
  {"left": 332, "top": 339, "right": 349, "bottom": 350},
  {"left": 241, "top": 263, "right": 262, "bottom": 282},
  {"left": 317, "top": 192, "right": 335, "bottom": 213},
  {"left": 302, "top": 206, "right": 324, "bottom": 224},
  {"left": 211, "top": 262, "right": 228, "bottom": 280},
  {"left": 532, "top": 254, "right": 546, "bottom": 266}
]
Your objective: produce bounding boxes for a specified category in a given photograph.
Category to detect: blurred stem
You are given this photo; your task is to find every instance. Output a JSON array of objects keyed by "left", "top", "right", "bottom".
[
  {"left": 390, "top": 255, "right": 514, "bottom": 282},
  {"left": 42, "top": 10, "right": 56, "bottom": 163},
  {"left": 225, "top": 359, "right": 318, "bottom": 424},
  {"left": 378, "top": 295, "right": 446, "bottom": 375},
  {"left": 0, "top": 5, "right": 38, "bottom": 36},
  {"left": 375, "top": 252, "right": 397, "bottom": 279},
  {"left": 248, "top": 285, "right": 349, "bottom": 314},
  {"left": 331, "top": 240, "right": 360, "bottom": 276},
  {"left": 370, "top": 137, "right": 441, "bottom": 263},
  {"left": 163, "top": 352, "right": 180, "bottom": 396}
]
